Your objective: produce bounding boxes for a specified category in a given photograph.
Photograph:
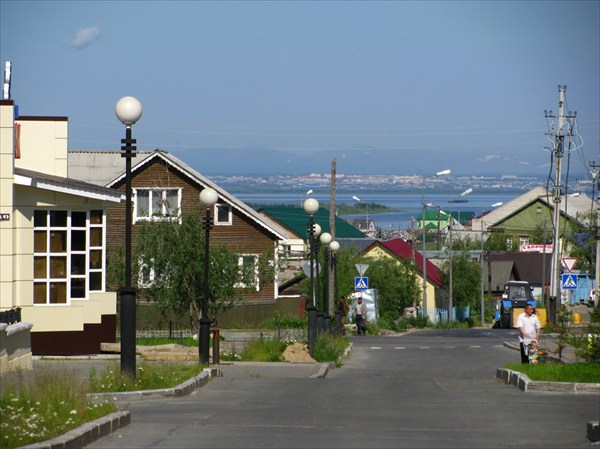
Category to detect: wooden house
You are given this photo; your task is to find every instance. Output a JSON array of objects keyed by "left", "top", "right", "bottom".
[{"left": 68, "top": 150, "right": 302, "bottom": 325}]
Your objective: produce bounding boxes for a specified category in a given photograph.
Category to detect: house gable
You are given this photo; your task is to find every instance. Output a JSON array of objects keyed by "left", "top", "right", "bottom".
[{"left": 103, "top": 154, "right": 283, "bottom": 303}]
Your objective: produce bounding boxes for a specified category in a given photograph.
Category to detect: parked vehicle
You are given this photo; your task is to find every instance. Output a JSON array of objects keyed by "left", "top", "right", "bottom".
[{"left": 493, "top": 281, "right": 536, "bottom": 329}]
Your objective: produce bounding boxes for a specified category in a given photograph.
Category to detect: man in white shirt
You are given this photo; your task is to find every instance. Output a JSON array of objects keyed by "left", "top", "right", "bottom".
[
  {"left": 354, "top": 297, "right": 368, "bottom": 336},
  {"left": 515, "top": 304, "right": 541, "bottom": 363}
]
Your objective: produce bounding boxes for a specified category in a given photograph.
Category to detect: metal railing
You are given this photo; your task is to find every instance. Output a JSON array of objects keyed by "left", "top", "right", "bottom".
[{"left": 0, "top": 307, "right": 21, "bottom": 325}]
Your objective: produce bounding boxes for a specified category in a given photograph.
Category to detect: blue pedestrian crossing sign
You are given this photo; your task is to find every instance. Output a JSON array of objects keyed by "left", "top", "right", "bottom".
[
  {"left": 561, "top": 274, "right": 578, "bottom": 290},
  {"left": 354, "top": 277, "right": 369, "bottom": 291}
]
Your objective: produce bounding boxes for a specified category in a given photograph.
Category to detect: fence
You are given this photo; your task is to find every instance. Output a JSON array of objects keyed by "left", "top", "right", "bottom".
[
  {"left": 425, "top": 305, "right": 471, "bottom": 324},
  {"left": 0, "top": 307, "right": 21, "bottom": 325}
]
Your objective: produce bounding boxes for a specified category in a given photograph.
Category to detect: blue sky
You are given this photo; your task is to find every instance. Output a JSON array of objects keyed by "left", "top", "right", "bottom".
[{"left": 1, "top": 1, "right": 598, "bottom": 177}]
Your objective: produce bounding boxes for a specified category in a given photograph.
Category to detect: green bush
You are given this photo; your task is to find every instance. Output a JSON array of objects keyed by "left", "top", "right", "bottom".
[
  {"left": 239, "top": 336, "right": 288, "bottom": 362},
  {"left": 261, "top": 313, "right": 307, "bottom": 330},
  {"left": 312, "top": 334, "right": 349, "bottom": 366},
  {"left": 364, "top": 321, "right": 380, "bottom": 335},
  {"left": 406, "top": 315, "right": 431, "bottom": 328}
]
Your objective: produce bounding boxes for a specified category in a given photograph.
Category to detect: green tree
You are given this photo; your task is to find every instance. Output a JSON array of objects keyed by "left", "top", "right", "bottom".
[
  {"left": 562, "top": 210, "right": 597, "bottom": 275},
  {"left": 440, "top": 251, "right": 481, "bottom": 309},
  {"left": 134, "top": 210, "right": 271, "bottom": 325},
  {"left": 362, "top": 256, "right": 420, "bottom": 320}
]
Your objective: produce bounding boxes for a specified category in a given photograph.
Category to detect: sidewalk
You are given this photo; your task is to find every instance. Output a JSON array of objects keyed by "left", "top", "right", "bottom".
[{"left": 17, "top": 357, "right": 331, "bottom": 449}]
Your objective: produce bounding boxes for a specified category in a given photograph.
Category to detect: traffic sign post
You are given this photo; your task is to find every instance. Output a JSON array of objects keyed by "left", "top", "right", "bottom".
[
  {"left": 561, "top": 257, "right": 578, "bottom": 272},
  {"left": 355, "top": 277, "right": 369, "bottom": 291},
  {"left": 561, "top": 274, "right": 578, "bottom": 290}
]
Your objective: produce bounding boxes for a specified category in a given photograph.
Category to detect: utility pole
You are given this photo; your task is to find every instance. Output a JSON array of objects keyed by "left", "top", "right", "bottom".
[
  {"left": 328, "top": 158, "right": 336, "bottom": 316},
  {"left": 448, "top": 220, "right": 453, "bottom": 322},
  {"left": 590, "top": 159, "right": 600, "bottom": 308},
  {"left": 545, "top": 85, "right": 577, "bottom": 322},
  {"left": 411, "top": 217, "right": 417, "bottom": 309}
]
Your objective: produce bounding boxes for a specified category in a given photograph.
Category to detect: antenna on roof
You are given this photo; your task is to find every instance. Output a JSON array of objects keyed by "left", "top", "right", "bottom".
[{"left": 2, "top": 61, "right": 11, "bottom": 100}]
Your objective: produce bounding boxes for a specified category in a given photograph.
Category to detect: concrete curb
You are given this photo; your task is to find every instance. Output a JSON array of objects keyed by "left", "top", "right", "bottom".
[
  {"left": 87, "top": 367, "right": 221, "bottom": 402},
  {"left": 309, "top": 362, "right": 334, "bottom": 378},
  {"left": 19, "top": 368, "right": 221, "bottom": 449},
  {"left": 19, "top": 411, "right": 130, "bottom": 449},
  {"left": 495, "top": 367, "right": 600, "bottom": 394}
]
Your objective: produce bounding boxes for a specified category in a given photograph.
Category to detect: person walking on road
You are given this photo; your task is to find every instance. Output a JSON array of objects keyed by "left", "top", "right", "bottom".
[
  {"left": 338, "top": 296, "right": 350, "bottom": 335},
  {"left": 516, "top": 304, "right": 541, "bottom": 363},
  {"left": 354, "top": 296, "right": 368, "bottom": 336}
]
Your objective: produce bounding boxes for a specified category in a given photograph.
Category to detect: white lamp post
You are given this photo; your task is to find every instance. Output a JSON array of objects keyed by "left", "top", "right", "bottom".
[
  {"left": 115, "top": 96, "right": 143, "bottom": 378},
  {"left": 303, "top": 198, "right": 319, "bottom": 354},
  {"left": 199, "top": 188, "right": 218, "bottom": 364},
  {"left": 329, "top": 240, "right": 341, "bottom": 334}
]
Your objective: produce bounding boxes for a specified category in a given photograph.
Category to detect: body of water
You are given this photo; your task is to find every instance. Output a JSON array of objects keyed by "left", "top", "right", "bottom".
[{"left": 234, "top": 191, "right": 519, "bottom": 231}]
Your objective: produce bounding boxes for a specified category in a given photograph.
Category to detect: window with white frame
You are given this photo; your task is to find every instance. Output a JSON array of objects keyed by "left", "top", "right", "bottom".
[
  {"left": 33, "top": 209, "right": 105, "bottom": 305},
  {"left": 134, "top": 188, "right": 181, "bottom": 222},
  {"left": 519, "top": 235, "right": 530, "bottom": 247},
  {"left": 214, "top": 203, "right": 232, "bottom": 225},
  {"left": 506, "top": 236, "right": 513, "bottom": 249},
  {"left": 235, "top": 254, "right": 260, "bottom": 290}
]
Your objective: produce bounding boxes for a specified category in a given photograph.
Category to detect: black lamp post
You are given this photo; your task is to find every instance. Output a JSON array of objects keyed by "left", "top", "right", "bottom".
[
  {"left": 328, "top": 240, "right": 340, "bottom": 334},
  {"left": 320, "top": 232, "right": 332, "bottom": 332},
  {"left": 115, "top": 96, "right": 143, "bottom": 378},
  {"left": 303, "top": 198, "right": 319, "bottom": 354},
  {"left": 199, "top": 187, "right": 218, "bottom": 365},
  {"left": 313, "top": 224, "right": 325, "bottom": 336}
]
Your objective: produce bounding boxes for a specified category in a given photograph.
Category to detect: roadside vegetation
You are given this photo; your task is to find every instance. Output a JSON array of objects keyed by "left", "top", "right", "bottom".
[
  {"left": 0, "top": 367, "right": 116, "bottom": 449},
  {"left": 88, "top": 362, "right": 205, "bottom": 392},
  {"left": 505, "top": 363, "right": 599, "bottom": 383},
  {"left": 220, "top": 333, "right": 349, "bottom": 364}
]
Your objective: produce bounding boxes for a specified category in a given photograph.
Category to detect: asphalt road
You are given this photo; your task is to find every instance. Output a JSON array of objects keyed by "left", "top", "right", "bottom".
[{"left": 89, "top": 328, "right": 599, "bottom": 448}]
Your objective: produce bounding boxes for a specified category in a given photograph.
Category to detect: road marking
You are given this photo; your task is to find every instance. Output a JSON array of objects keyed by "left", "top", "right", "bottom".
[
  {"left": 394, "top": 347, "right": 405, "bottom": 350},
  {"left": 419, "top": 346, "right": 430, "bottom": 349},
  {"left": 370, "top": 346, "right": 381, "bottom": 350},
  {"left": 444, "top": 346, "right": 456, "bottom": 349},
  {"left": 469, "top": 345, "right": 481, "bottom": 348}
]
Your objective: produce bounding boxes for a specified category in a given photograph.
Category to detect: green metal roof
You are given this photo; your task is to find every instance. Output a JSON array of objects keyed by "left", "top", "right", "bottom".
[
  {"left": 259, "top": 206, "right": 365, "bottom": 238},
  {"left": 450, "top": 211, "right": 474, "bottom": 225}
]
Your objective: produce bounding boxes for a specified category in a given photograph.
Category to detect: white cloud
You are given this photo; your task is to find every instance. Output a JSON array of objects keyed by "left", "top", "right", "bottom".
[
  {"left": 70, "top": 27, "right": 100, "bottom": 49},
  {"left": 478, "top": 154, "right": 500, "bottom": 162}
]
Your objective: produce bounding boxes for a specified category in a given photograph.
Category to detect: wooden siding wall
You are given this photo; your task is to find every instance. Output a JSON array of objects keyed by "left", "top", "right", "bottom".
[{"left": 106, "top": 158, "right": 277, "bottom": 303}]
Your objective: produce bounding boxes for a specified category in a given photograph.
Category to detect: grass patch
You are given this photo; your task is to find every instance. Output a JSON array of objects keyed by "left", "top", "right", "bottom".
[
  {"left": 312, "top": 334, "right": 349, "bottom": 366},
  {"left": 0, "top": 367, "right": 116, "bottom": 449},
  {"left": 134, "top": 336, "right": 198, "bottom": 347},
  {"left": 88, "top": 362, "right": 205, "bottom": 392},
  {"left": 506, "top": 363, "right": 600, "bottom": 383},
  {"left": 239, "top": 337, "right": 288, "bottom": 362}
]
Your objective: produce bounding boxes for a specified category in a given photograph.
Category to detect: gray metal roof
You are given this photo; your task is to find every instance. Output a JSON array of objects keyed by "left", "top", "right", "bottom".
[{"left": 68, "top": 150, "right": 155, "bottom": 186}]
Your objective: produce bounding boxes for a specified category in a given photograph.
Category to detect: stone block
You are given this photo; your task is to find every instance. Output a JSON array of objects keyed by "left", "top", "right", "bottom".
[
  {"left": 575, "top": 383, "right": 600, "bottom": 394},
  {"left": 587, "top": 421, "right": 600, "bottom": 442}
]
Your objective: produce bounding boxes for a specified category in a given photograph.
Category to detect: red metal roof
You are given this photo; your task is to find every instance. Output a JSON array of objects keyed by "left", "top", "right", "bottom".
[{"left": 373, "top": 238, "right": 444, "bottom": 287}]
